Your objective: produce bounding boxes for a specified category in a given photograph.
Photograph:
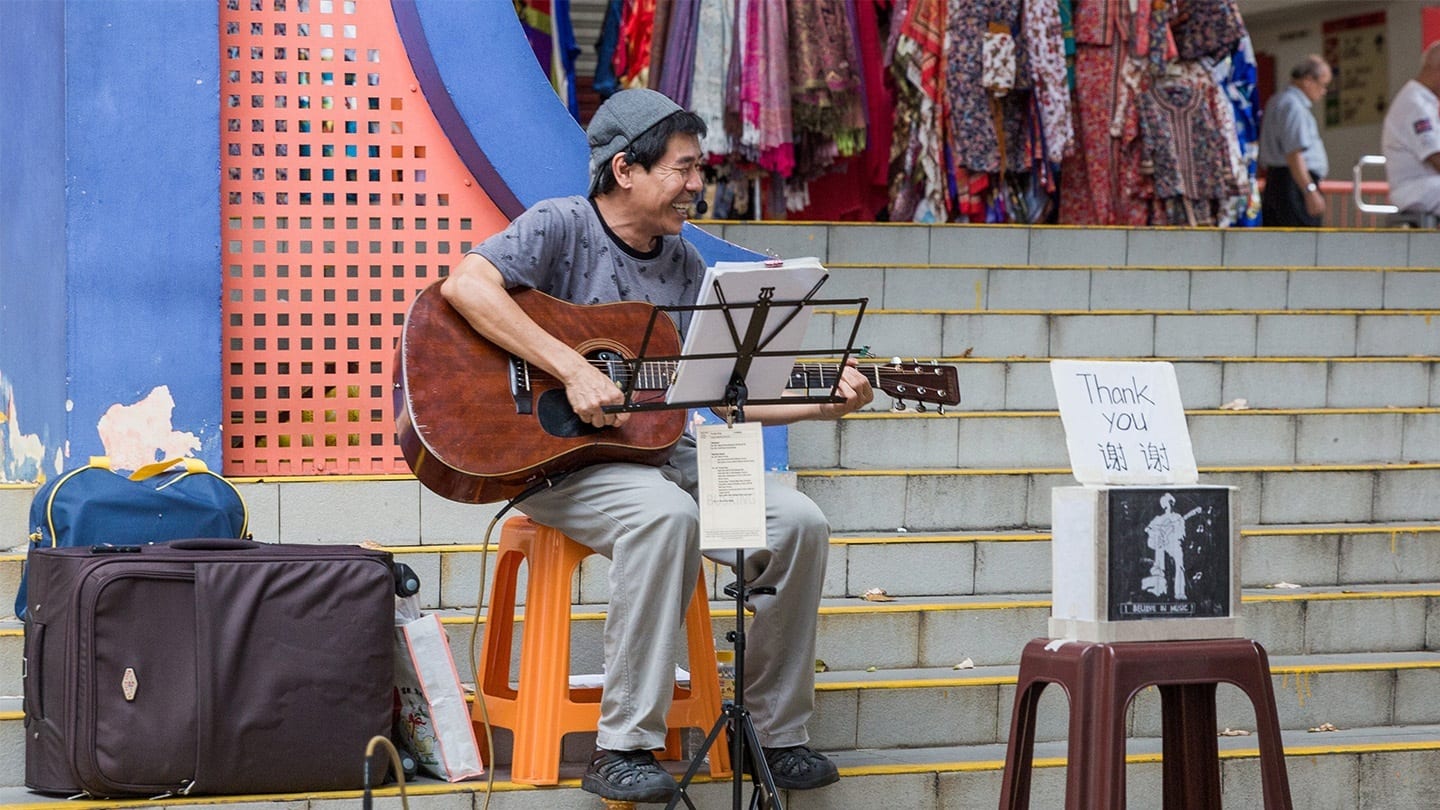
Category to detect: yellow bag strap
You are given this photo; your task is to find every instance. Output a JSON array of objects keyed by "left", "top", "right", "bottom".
[{"left": 129, "top": 457, "right": 209, "bottom": 481}]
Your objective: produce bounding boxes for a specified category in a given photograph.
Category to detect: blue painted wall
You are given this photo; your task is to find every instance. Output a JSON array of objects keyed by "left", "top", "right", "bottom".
[
  {"left": 1, "top": 0, "right": 69, "bottom": 481},
  {"left": 400, "top": 0, "right": 762, "bottom": 265},
  {"left": 0, "top": 0, "right": 221, "bottom": 480},
  {"left": 1, "top": 0, "right": 774, "bottom": 482}
]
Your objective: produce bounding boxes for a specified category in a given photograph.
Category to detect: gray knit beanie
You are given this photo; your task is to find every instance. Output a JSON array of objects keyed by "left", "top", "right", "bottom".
[{"left": 586, "top": 88, "right": 683, "bottom": 195}]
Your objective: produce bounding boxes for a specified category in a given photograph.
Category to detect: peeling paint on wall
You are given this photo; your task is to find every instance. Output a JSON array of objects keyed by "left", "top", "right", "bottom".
[
  {"left": 95, "top": 386, "right": 201, "bottom": 472},
  {"left": 1, "top": 374, "right": 53, "bottom": 483}
]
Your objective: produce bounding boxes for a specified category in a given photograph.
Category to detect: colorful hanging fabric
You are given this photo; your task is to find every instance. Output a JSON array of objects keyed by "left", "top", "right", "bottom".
[
  {"left": 788, "top": 0, "right": 867, "bottom": 166},
  {"left": 737, "top": 0, "right": 795, "bottom": 176},
  {"left": 1171, "top": 0, "right": 1246, "bottom": 62},
  {"left": 515, "top": 0, "right": 581, "bottom": 119},
  {"left": 648, "top": 0, "right": 674, "bottom": 90},
  {"left": 1058, "top": 0, "right": 1076, "bottom": 90},
  {"left": 945, "top": 0, "right": 1029, "bottom": 176},
  {"left": 889, "top": 0, "right": 948, "bottom": 221},
  {"left": 1023, "top": 0, "right": 1074, "bottom": 165},
  {"left": 1060, "top": 0, "right": 1158, "bottom": 225},
  {"left": 594, "top": 0, "right": 624, "bottom": 99},
  {"left": 1215, "top": 34, "right": 1260, "bottom": 226},
  {"left": 613, "top": 0, "right": 657, "bottom": 89},
  {"left": 691, "top": 0, "right": 734, "bottom": 160},
  {"left": 1138, "top": 63, "right": 1238, "bottom": 225},
  {"left": 656, "top": 0, "right": 700, "bottom": 107}
]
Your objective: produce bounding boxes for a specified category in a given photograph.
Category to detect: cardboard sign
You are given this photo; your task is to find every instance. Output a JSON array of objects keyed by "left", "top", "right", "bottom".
[{"left": 1049, "top": 360, "right": 1197, "bottom": 486}]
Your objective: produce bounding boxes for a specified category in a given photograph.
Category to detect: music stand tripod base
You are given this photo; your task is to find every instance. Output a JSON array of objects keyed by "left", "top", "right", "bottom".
[{"left": 665, "top": 554, "right": 784, "bottom": 810}]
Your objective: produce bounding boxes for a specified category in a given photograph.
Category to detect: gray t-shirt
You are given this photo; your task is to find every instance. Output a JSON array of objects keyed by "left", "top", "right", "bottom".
[{"left": 471, "top": 195, "right": 703, "bottom": 334}]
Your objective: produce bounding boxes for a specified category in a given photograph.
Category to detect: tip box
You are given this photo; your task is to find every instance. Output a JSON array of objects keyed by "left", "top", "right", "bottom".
[{"left": 1050, "top": 484, "right": 1242, "bottom": 643}]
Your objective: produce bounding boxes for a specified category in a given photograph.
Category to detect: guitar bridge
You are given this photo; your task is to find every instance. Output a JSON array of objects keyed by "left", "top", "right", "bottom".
[{"left": 510, "top": 356, "right": 533, "bottom": 415}]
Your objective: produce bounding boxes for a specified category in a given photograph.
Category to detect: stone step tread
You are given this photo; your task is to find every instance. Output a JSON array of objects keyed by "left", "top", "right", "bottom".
[
  {"left": 2, "top": 580, "right": 1434, "bottom": 640},
  {"left": 2, "top": 723, "right": 1437, "bottom": 808},
  {"left": 3, "top": 520, "right": 1432, "bottom": 560},
  {"left": 1, "top": 649, "right": 1434, "bottom": 716}
]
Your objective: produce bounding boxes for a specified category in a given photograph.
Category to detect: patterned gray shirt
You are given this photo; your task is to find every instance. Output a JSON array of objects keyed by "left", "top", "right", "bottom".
[{"left": 470, "top": 195, "right": 703, "bottom": 335}]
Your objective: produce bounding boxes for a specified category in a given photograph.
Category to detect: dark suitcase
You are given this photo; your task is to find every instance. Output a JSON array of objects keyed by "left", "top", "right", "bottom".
[{"left": 22, "top": 538, "right": 395, "bottom": 797}]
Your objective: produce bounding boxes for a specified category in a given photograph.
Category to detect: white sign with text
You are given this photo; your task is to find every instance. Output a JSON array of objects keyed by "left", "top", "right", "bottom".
[
  {"left": 697, "top": 421, "right": 768, "bottom": 550},
  {"left": 1049, "top": 360, "right": 1197, "bottom": 486}
]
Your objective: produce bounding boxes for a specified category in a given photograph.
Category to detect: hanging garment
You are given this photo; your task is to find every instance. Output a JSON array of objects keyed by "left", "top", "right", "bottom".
[
  {"left": 945, "top": 0, "right": 1030, "bottom": 175},
  {"left": 1059, "top": 43, "right": 1150, "bottom": 225},
  {"left": 1138, "top": 63, "right": 1240, "bottom": 225},
  {"left": 656, "top": 0, "right": 700, "bottom": 106},
  {"left": 594, "top": 0, "right": 624, "bottom": 99},
  {"left": 1170, "top": 0, "right": 1246, "bottom": 62},
  {"left": 788, "top": 0, "right": 866, "bottom": 168},
  {"left": 614, "top": 0, "right": 657, "bottom": 89},
  {"left": 691, "top": 0, "right": 734, "bottom": 160},
  {"left": 1214, "top": 34, "right": 1260, "bottom": 226},
  {"left": 516, "top": 0, "right": 582, "bottom": 119},
  {"left": 1023, "top": 0, "right": 1074, "bottom": 165},
  {"left": 737, "top": 0, "right": 795, "bottom": 176},
  {"left": 889, "top": 0, "right": 947, "bottom": 221}
]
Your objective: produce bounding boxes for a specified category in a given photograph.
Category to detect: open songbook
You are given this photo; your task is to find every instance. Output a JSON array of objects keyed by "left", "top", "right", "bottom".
[{"left": 667, "top": 256, "right": 829, "bottom": 405}]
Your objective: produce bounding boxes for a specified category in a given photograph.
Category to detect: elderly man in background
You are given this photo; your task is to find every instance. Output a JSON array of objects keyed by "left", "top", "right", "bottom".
[
  {"left": 1382, "top": 42, "right": 1440, "bottom": 218},
  {"left": 1259, "top": 54, "right": 1332, "bottom": 227}
]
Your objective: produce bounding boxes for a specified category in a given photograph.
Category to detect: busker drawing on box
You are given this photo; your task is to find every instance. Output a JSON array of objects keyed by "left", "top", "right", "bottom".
[
  {"left": 1143, "top": 492, "right": 1198, "bottom": 600},
  {"left": 436, "top": 89, "right": 873, "bottom": 804}
]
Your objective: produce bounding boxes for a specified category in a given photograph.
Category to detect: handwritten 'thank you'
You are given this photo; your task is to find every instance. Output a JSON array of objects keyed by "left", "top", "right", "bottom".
[{"left": 1049, "top": 360, "right": 1198, "bottom": 486}]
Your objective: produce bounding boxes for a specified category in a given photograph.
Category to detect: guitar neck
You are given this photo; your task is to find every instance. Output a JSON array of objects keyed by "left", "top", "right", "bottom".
[{"left": 606, "top": 361, "right": 861, "bottom": 392}]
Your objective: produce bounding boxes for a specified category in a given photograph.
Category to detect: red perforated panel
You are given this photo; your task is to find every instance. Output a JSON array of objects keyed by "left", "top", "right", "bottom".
[{"left": 220, "top": 0, "right": 508, "bottom": 475}]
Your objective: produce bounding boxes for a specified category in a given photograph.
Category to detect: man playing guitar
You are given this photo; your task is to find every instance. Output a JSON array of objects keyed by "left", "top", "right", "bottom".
[{"left": 440, "top": 89, "right": 872, "bottom": 804}]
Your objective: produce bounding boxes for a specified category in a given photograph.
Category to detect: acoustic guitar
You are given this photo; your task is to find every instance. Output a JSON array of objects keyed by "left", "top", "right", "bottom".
[{"left": 394, "top": 282, "right": 960, "bottom": 504}]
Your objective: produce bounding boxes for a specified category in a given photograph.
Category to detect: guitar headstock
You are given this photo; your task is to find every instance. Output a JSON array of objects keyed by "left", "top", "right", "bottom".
[{"left": 877, "top": 362, "right": 961, "bottom": 410}]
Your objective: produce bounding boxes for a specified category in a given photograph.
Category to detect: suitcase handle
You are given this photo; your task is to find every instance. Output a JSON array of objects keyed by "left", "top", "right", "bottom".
[{"left": 167, "top": 538, "right": 262, "bottom": 551}]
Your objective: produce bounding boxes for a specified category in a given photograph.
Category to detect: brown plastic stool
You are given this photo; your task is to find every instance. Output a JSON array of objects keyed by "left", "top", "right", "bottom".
[
  {"left": 474, "top": 516, "right": 731, "bottom": 785},
  {"left": 999, "top": 637, "right": 1293, "bottom": 810}
]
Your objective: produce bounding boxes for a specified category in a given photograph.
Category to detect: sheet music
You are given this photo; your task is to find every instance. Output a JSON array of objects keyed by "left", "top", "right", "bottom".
[
  {"left": 697, "top": 422, "right": 768, "bottom": 550},
  {"left": 667, "top": 256, "right": 827, "bottom": 405}
]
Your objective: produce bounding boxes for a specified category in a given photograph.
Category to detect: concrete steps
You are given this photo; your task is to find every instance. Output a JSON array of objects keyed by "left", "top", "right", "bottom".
[
  {"left": 792, "top": 407, "right": 1440, "bottom": 469},
  {"left": 2, "top": 226, "right": 1437, "bottom": 808},
  {"left": 1, "top": 725, "right": 1437, "bottom": 809}
]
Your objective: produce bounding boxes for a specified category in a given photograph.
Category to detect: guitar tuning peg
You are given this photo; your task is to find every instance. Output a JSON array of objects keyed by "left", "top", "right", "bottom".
[
  {"left": 891, "top": 399, "right": 907, "bottom": 412},
  {"left": 936, "top": 405, "right": 945, "bottom": 415},
  {"left": 916, "top": 402, "right": 928, "bottom": 413}
]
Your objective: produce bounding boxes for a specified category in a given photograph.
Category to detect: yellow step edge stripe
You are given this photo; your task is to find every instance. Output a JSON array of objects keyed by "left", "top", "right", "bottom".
[
  {"left": 797, "top": 461, "right": 1440, "bottom": 477},
  {"left": 3, "top": 523, "right": 1427, "bottom": 563},
  {"left": 816, "top": 307, "right": 1440, "bottom": 316},
  {"left": 832, "top": 739, "right": 1440, "bottom": 779},
  {"left": 845, "top": 406, "right": 1440, "bottom": 419},
  {"left": 5, "top": 587, "right": 1432, "bottom": 638},
  {"left": 815, "top": 660, "right": 1440, "bottom": 692},
  {"left": 823, "top": 263, "right": 1440, "bottom": 272}
]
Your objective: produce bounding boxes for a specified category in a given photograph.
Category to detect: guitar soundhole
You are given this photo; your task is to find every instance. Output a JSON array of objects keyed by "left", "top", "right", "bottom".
[{"left": 537, "top": 389, "right": 599, "bottom": 438}]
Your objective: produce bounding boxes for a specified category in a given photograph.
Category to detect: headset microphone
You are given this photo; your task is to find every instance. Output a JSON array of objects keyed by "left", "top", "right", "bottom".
[{"left": 694, "top": 198, "right": 708, "bottom": 215}]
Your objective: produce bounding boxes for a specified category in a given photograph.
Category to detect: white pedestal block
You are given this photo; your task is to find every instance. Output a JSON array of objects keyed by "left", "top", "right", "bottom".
[{"left": 1049, "top": 485, "right": 1242, "bottom": 643}]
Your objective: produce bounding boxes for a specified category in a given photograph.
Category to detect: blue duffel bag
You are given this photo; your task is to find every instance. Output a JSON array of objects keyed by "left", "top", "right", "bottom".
[{"left": 16, "top": 456, "right": 249, "bottom": 619}]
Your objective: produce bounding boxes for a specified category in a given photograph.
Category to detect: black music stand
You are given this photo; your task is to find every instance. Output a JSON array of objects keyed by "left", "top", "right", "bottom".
[{"left": 603, "top": 273, "right": 868, "bottom": 810}]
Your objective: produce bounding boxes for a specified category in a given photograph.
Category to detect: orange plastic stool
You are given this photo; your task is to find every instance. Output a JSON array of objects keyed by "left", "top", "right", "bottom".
[
  {"left": 999, "top": 637, "right": 1294, "bottom": 810},
  {"left": 474, "top": 516, "right": 731, "bottom": 785}
]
